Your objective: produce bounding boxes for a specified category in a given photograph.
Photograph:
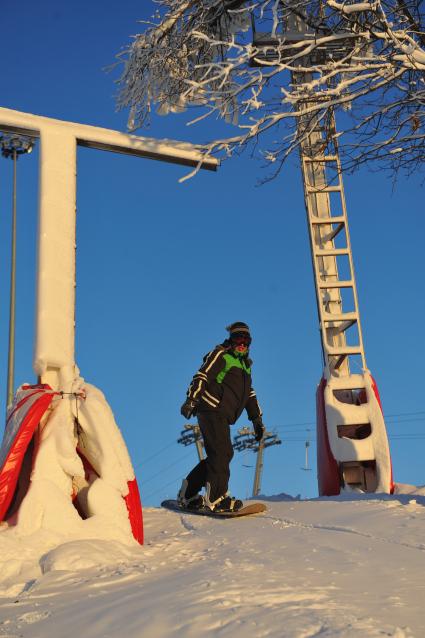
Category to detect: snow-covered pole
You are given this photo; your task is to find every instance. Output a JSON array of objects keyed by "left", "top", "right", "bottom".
[{"left": 36, "top": 128, "right": 77, "bottom": 391}]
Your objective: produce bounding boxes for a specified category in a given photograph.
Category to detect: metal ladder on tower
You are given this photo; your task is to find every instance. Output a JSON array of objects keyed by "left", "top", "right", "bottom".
[
  {"left": 292, "top": 67, "right": 393, "bottom": 495},
  {"left": 298, "top": 108, "right": 366, "bottom": 379}
]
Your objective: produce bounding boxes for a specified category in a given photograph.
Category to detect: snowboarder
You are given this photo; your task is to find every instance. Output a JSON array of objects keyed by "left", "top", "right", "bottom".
[{"left": 178, "top": 322, "right": 265, "bottom": 513}]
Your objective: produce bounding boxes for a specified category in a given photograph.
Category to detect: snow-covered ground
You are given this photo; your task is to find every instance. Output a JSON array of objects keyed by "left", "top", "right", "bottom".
[{"left": 0, "top": 486, "right": 424, "bottom": 638}]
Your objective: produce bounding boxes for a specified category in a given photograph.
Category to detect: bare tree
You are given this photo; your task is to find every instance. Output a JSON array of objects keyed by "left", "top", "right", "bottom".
[{"left": 116, "top": 0, "right": 425, "bottom": 180}]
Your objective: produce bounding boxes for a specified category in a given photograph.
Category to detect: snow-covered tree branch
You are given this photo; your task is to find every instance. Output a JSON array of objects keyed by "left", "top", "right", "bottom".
[{"left": 116, "top": 0, "right": 425, "bottom": 178}]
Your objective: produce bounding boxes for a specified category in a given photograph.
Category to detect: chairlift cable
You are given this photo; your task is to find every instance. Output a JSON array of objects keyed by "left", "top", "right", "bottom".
[
  {"left": 144, "top": 473, "right": 187, "bottom": 501},
  {"left": 138, "top": 449, "right": 194, "bottom": 487},
  {"left": 133, "top": 439, "right": 177, "bottom": 470}
]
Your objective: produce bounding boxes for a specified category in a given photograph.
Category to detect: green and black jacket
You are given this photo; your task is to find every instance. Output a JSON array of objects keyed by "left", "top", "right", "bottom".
[{"left": 186, "top": 342, "right": 262, "bottom": 425}]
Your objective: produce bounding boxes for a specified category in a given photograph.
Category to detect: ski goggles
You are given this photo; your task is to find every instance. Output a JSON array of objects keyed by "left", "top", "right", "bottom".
[{"left": 230, "top": 332, "right": 252, "bottom": 346}]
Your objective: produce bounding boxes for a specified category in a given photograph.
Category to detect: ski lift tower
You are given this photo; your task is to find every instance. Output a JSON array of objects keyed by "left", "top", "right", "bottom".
[
  {"left": 233, "top": 426, "right": 281, "bottom": 497},
  {"left": 252, "top": 11, "right": 393, "bottom": 495},
  {"left": 178, "top": 423, "right": 205, "bottom": 462}
]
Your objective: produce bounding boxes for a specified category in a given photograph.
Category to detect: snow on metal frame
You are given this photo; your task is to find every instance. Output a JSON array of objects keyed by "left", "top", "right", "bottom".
[
  {"left": 0, "top": 107, "right": 219, "bottom": 168},
  {"left": 0, "top": 107, "right": 218, "bottom": 390},
  {"left": 0, "top": 107, "right": 216, "bottom": 544}
]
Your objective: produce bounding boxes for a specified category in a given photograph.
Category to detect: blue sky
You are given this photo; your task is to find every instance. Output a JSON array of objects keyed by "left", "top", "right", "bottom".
[{"left": 1, "top": 1, "right": 424, "bottom": 506}]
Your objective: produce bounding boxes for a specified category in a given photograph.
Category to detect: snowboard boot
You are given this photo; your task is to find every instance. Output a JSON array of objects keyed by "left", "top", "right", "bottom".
[
  {"left": 177, "top": 479, "right": 204, "bottom": 511},
  {"left": 204, "top": 483, "right": 243, "bottom": 512},
  {"left": 213, "top": 495, "right": 243, "bottom": 512}
]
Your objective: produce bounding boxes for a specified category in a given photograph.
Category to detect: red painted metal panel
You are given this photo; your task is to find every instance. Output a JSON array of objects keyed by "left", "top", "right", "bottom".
[
  {"left": 316, "top": 377, "right": 340, "bottom": 496},
  {"left": 76, "top": 449, "right": 144, "bottom": 544},
  {"left": 124, "top": 478, "right": 144, "bottom": 545},
  {"left": 0, "top": 387, "right": 54, "bottom": 520}
]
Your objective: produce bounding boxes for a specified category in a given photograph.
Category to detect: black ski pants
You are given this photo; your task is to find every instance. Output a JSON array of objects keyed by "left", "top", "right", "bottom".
[{"left": 185, "top": 412, "right": 234, "bottom": 503}]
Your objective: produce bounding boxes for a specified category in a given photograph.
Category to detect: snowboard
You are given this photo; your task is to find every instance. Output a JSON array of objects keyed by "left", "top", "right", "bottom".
[{"left": 161, "top": 499, "right": 267, "bottom": 518}]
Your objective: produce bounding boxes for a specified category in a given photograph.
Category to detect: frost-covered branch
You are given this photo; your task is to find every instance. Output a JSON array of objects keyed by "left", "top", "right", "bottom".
[{"left": 115, "top": 0, "right": 425, "bottom": 179}]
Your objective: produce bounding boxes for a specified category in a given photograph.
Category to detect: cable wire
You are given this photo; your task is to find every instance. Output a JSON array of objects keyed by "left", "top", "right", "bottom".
[
  {"left": 138, "top": 449, "right": 194, "bottom": 487},
  {"left": 133, "top": 440, "right": 178, "bottom": 470},
  {"left": 144, "top": 473, "right": 187, "bottom": 501}
]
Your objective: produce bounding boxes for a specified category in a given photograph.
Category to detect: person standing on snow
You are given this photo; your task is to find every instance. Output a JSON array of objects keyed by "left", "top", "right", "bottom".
[{"left": 178, "top": 322, "right": 265, "bottom": 512}]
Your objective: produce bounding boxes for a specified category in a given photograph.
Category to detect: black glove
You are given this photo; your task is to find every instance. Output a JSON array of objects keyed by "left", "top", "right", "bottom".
[
  {"left": 252, "top": 416, "right": 265, "bottom": 442},
  {"left": 180, "top": 399, "right": 198, "bottom": 419}
]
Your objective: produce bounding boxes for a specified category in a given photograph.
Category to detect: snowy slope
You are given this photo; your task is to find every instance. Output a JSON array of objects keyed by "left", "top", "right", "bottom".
[{"left": 0, "top": 489, "right": 424, "bottom": 638}]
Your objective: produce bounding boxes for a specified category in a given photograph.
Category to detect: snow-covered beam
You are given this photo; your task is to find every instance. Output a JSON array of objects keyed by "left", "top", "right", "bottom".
[
  {"left": 0, "top": 107, "right": 218, "bottom": 391},
  {"left": 0, "top": 107, "right": 219, "bottom": 170}
]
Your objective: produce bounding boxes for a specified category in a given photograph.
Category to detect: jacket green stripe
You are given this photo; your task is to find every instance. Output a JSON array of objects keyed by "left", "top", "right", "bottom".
[{"left": 186, "top": 342, "right": 262, "bottom": 425}]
